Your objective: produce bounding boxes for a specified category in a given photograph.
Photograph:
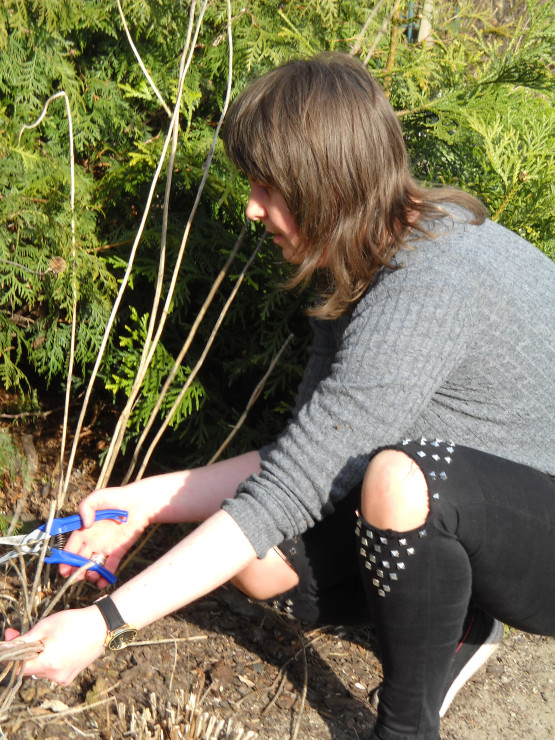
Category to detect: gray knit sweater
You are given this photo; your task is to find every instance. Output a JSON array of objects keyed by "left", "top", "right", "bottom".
[{"left": 222, "top": 212, "right": 555, "bottom": 558}]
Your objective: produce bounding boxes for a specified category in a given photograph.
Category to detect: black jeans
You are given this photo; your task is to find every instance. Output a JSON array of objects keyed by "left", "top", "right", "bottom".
[{"left": 269, "top": 440, "right": 555, "bottom": 739}]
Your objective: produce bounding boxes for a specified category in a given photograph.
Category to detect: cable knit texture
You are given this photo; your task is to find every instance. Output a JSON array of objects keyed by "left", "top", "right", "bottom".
[{"left": 222, "top": 212, "right": 555, "bottom": 557}]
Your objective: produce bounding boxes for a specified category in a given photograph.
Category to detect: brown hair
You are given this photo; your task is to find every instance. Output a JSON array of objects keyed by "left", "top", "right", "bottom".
[{"left": 223, "top": 52, "right": 486, "bottom": 319}]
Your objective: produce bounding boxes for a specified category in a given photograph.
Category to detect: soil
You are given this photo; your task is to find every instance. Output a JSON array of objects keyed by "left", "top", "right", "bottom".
[{"left": 0, "top": 408, "right": 553, "bottom": 740}]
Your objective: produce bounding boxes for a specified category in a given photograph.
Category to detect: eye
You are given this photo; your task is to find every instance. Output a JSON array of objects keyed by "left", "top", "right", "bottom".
[{"left": 248, "top": 178, "right": 272, "bottom": 196}]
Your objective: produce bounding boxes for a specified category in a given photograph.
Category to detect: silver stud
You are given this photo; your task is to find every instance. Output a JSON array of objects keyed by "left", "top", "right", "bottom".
[
  {"left": 391, "top": 549, "right": 399, "bottom": 557},
  {"left": 420, "top": 437, "right": 427, "bottom": 445},
  {"left": 432, "top": 454, "right": 440, "bottom": 461},
  {"left": 433, "top": 492, "right": 440, "bottom": 499},
  {"left": 378, "top": 589, "right": 385, "bottom": 597},
  {"left": 402, "top": 438, "right": 411, "bottom": 445},
  {"left": 390, "top": 573, "right": 398, "bottom": 581},
  {"left": 361, "top": 537, "right": 368, "bottom": 546},
  {"left": 382, "top": 560, "right": 390, "bottom": 568},
  {"left": 380, "top": 536, "right": 388, "bottom": 545},
  {"left": 360, "top": 547, "right": 367, "bottom": 556},
  {"left": 430, "top": 471, "right": 437, "bottom": 479},
  {"left": 407, "top": 547, "right": 415, "bottom": 555},
  {"left": 286, "top": 599, "right": 293, "bottom": 606},
  {"left": 372, "top": 578, "right": 380, "bottom": 587},
  {"left": 446, "top": 446, "right": 454, "bottom": 453},
  {"left": 419, "top": 529, "right": 427, "bottom": 538},
  {"left": 370, "top": 554, "right": 377, "bottom": 563},
  {"left": 444, "top": 457, "right": 452, "bottom": 464},
  {"left": 397, "top": 562, "right": 405, "bottom": 570},
  {"left": 374, "top": 545, "right": 382, "bottom": 553},
  {"left": 399, "top": 539, "right": 407, "bottom": 546},
  {"left": 440, "top": 471, "right": 447, "bottom": 480},
  {"left": 430, "top": 440, "right": 440, "bottom": 447},
  {"left": 417, "top": 451, "right": 426, "bottom": 458},
  {"left": 367, "top": 530, "right": 374, "bottom": 539},
  {"left": 383, "top": 585, "right": 391, "bottom": 593},
  {"left": 377, "top": 569, "right": 384, "bottom": 578},
  {"left": 365, "top": 561, "right": 372, "bottom": 570},
  {"left": 355, "top": 526, "right": 360, "bottom": 536}
]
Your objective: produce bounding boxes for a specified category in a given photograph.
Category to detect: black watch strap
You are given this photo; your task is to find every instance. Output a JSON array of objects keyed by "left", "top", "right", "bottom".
[{"left": 95, "top": 594, "right": 126, "bottom": 631}]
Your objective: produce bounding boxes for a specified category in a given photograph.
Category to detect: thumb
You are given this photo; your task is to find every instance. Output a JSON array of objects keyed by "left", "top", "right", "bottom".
[{"left": 4, "top": 628, "right": 21, "bottom": 641}]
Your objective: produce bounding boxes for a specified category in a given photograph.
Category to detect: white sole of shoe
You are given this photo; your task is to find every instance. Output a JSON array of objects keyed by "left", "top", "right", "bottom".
[{"left": 439, "top": 618, "right": 504, "bottom": 717}]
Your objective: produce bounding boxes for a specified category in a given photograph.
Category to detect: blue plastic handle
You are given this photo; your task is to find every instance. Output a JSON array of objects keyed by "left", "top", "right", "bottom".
[
  {"left": 44, "top": 549, "right": 117, "bottom": 585},
  {"left": 38, "top": 509, "right": 128, "bottom": 537}
]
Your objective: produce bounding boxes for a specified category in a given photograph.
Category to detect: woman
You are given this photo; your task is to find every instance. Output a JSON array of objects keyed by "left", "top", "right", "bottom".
[{"left": 6, "top": 53, "right": 554, "bottom": 740}]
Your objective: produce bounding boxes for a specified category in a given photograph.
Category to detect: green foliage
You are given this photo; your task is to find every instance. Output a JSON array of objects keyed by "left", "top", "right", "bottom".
[
  {"left": 0, "top": 425, "right": 29, "bottom": 500},
  {"left": 0, "top": 1, "right": 553, "bottom": 470},
  {"left": 104, "top": 307, "right": 205, "bottom": 452}
]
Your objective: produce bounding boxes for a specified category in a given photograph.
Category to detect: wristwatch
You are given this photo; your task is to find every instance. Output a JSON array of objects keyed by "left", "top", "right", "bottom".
[{"left": 94, "top": 595, "right": 137, "bottom": 650}]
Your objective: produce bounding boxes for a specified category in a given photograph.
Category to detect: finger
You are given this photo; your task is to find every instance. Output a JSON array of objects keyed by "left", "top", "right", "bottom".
[{"left": 79, "top": 490, "right": 113, "bottom": 529}]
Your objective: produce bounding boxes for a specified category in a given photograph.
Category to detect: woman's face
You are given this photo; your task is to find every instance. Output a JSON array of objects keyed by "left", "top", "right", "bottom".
[{"left": 245, "top": 181, "right": 303, "bottom": 264}]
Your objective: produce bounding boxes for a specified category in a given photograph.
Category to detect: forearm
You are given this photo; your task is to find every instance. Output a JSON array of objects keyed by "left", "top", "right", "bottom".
[
  {"left": 153, "top": 451, "right": 262, "bottom": 523},
  {"left": 109, "top": 509, "right": 257, "bottom": 629},
  {"left": 113, "top": 451, "right": 262, "bottom": 525}
]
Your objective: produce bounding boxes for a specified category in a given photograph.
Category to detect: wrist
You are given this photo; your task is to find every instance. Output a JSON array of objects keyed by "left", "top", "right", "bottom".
[{"left": 94, "top": 595, "right": 138, "bottom": 650}]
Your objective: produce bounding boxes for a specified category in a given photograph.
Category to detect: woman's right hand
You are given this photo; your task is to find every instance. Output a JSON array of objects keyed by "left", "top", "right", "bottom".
[{"left": 59, "top": 484, "right": 153, "bottom": 588}]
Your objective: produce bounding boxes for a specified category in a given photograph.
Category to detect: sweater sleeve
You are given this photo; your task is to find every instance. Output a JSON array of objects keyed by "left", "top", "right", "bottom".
[{"left": 223, "top": 244, "right": 477, "bottom": 557}]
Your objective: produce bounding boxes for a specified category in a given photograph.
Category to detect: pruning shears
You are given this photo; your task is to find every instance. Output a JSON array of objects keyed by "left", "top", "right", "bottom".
[{"left": 0, "top": 509, "right": 127, "bottom": 585}]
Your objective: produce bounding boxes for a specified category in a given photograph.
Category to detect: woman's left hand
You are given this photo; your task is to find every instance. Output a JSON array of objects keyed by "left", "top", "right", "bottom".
[{"left": 3, "top": 605, "right": 107, "bottom": 685}]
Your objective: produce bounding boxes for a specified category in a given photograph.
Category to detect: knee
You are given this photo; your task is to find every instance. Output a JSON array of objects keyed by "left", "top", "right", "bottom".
[
  {"left": 231, "top": 547, "right": 299, "bottom": 600},
  {"left": 361, "top": 449, "right": 429, "bottom": 531}
]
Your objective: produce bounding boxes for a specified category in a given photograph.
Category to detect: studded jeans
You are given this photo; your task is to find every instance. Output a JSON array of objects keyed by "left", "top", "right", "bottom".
[{"left": 357, "top": 440, "right": 555, "bottom": 740}]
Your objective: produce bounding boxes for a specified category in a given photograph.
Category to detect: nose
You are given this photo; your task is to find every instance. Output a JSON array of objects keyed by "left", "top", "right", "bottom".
[{"left": 245, "top": 185, "right": 267, "bottom": 222}]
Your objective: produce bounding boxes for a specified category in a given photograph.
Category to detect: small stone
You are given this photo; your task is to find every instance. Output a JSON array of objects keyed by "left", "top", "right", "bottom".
[{"left": 486, "top": 662, "right": 505, "bottom": 677}]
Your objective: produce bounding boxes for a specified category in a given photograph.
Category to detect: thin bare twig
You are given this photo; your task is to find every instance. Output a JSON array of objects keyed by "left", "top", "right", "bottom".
[
  {"left": 350, "top": 0, "right": 388, "bottom": 56},
  {"left": 131, "top": 636, "right": 208, "bottom": 647},
  {"left": 116, "top": 522, "right": 162, "bottom": 575},
  {"left": 135, "top": 232, "right": 264, "bottom": 480},
  {"left": 207, "top": 332, "right": 294, "bottom": 464},
  {"left": 291, "top": 628, "right": 308, "bottom": 740},
  {"left": 39, "top": 560, "right": 101, "bottom": 620},
  {"left": 28, "top": 501, "right": 56, "bottom": 618},
  {"left": 364, "top": 0, "right": 399, "bottom": 64},
  {"left": 122, "top": 223, "right": 249, "bottom": 483},
  {"left": 31, "top": 695, "right": 116, "bottom": 721},
  {"left": 115, "top": 0, "right": 172, "bottom": 118}
]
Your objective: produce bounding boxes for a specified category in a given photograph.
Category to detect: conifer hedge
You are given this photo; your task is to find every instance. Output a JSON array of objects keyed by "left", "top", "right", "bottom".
[{"left": 0, "top": 0, "right": 553, "bottom": 473}]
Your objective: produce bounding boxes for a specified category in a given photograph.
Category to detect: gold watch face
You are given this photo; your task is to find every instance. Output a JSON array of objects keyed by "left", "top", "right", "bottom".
[{"left": 107, "top": 626, "right": 137, "bottom": 650}]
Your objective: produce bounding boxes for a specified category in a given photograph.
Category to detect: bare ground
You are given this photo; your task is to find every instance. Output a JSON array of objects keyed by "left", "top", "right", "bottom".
[{"left": 0, "top": 412, "right": 553, "bottom": 740}]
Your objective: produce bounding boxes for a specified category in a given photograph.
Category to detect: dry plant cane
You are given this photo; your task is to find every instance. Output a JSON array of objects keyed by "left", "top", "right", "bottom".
[
  {"left": 58, "top": 0, "right": 210, "bottom": 506},
  {"left": 17, "top": 91, "right": 78, "bottom": 513},
  {"left": 97, "top": 0, "right": 231, "bottom": 488}
]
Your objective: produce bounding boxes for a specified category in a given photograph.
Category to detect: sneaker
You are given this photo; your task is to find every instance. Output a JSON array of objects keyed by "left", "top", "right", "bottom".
[
  {"left": 439, "top": 608, "right": 503, "bottom": 716},
  {"left": 368, "top": 608, "right": 503, "bottom": 717}
]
